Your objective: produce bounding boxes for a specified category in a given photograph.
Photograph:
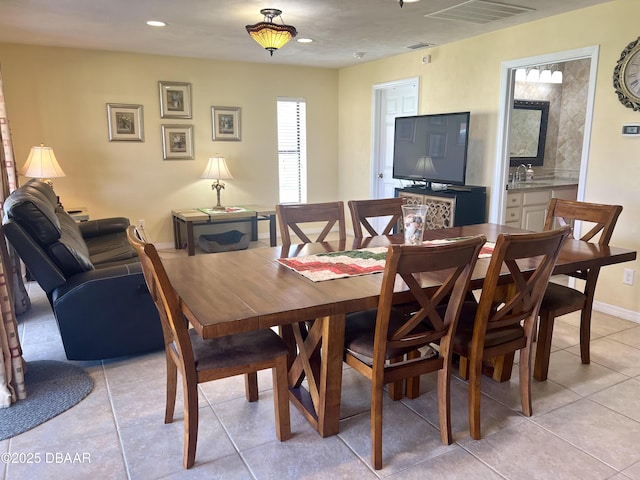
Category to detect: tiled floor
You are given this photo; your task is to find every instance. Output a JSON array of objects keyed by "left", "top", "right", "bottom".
[{"left": 3, "top": 242, "right": 640, "bottom": 479}]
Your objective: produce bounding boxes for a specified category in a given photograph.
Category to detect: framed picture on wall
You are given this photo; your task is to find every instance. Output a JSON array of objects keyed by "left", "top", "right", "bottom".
[
  {"left": 161, "top": 125, "right": 194, "bottom": 160},
  {"left": 211, "top": 106, "right": 241, "bottom": 141},
  {"left": 106, "top": 104, "right": 144, "bottom": 142},
  {"left": 158, "top": 81, "right": 192, "bottom": 118}
]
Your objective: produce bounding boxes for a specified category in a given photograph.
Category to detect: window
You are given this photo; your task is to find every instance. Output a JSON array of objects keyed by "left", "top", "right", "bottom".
[{"left": 277, "top": 98, "right": 307, "bottom": 203}]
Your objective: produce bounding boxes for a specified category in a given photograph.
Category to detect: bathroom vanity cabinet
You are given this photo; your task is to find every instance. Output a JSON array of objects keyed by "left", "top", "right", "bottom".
[{"left": 505, "top": 182, "right": 578, "bottom": 231}]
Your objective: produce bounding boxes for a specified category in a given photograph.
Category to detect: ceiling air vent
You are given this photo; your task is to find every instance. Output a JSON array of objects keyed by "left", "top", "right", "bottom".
[
  {"left": 425, "top": 0, "right": 534, "bottom": 25},
  {"left": 406, "top": 42, "right": 434, "bottom": 50}
]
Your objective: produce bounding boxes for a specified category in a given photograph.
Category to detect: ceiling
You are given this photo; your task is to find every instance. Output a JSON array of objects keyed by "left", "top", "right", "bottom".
[{"left": 0, "top": 0, "right": 612, "bottom": 69}]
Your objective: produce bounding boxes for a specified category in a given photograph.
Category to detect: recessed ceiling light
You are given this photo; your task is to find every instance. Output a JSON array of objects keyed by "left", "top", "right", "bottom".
[
  {"left": 146, "top": 20, "right": 166, "bottom": 27},
  {"left": 297, "top": 38, "right": 313, "bottom": 43}
]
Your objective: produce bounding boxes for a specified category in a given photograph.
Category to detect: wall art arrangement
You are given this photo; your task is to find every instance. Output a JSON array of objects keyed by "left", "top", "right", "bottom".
[
  {"left": 106, "top": 104, "right": 144, "bottom": 142},
  {"left": 161, "top": 124, "right": 194, "bottom": 160},
  {"left": 211, "top": 106, "right": 241, "bottom": 141}
]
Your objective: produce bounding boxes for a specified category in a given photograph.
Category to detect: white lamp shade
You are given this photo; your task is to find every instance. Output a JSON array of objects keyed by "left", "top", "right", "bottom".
[
  {"left": 551, "top": 70, "right": 563, "bottom": 84},
  {"left": 539, "top": 68, "right": 552, "bottom": 83},
  {"left": 19, "top": 145, "right": 66, "bottom": 178},
  {"left": 201, "top": 157, "right": 233, "bottom": 180},
  {"left": 526, "top": 68, "right": 540, "bottom": 82},
  {"left": 515, "top": 68, "right": 526, "bottom": 82}
]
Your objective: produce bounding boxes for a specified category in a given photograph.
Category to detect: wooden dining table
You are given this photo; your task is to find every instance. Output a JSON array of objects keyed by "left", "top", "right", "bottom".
[{"left": 161, "top": 223, "right": 637, "bottom": 438}]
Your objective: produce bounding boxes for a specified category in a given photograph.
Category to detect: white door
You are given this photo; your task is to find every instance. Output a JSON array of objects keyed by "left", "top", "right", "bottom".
[{"left": 372, "top": 78, "right": 419, "bottom": 200}]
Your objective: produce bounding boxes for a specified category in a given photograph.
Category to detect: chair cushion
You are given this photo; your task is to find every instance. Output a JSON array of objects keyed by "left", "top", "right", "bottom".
[
  {"left": 3, "top": 180, "right": 60, "bottom": 246},
  {"left": 188, "top": 329, "right": 288, "bottom": 372},
  {"left": 451, "top": 301, "right": 524, "bottom": 355},
  {"left": 344, "top": 308, "right": 432, "bottom": 360},
  {"left": 540, "top": 282, "right": 586, "bottom": 313}
]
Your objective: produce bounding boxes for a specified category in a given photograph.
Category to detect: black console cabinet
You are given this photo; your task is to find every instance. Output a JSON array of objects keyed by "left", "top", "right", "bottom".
[{"left": 395, "top": 185, "right": 487, "bottom": 229}]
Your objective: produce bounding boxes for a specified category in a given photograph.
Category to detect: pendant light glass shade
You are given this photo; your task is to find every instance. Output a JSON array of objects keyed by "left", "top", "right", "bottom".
[{"left": 246, "top": 9, "right": 297, "bottom": 56}]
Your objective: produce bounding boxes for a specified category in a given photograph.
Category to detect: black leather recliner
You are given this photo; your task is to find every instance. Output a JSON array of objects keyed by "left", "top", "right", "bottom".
[{"left": 2, "top": 179, "right": 164, "bottom": 360}]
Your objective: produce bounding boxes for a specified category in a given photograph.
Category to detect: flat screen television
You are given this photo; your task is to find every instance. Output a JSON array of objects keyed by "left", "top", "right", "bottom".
[{"left": 392, "top": 111, "right": 470, "bottom": 188}]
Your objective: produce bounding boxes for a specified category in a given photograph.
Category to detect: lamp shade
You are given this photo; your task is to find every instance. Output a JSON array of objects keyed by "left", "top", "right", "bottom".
[
  {"left": 20, "top": 144, "right": 66, "bottom": 178},
  {"left": 201, "top": 157, "right": 233, "bottom": 180},
  {"left": 246, "top": 9, "right": 297, "bottom": 56}
]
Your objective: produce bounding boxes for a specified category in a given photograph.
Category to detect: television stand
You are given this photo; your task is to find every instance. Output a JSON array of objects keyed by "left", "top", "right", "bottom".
[{"left": 396, "top": 185, "right": 486, "bottom": 229}]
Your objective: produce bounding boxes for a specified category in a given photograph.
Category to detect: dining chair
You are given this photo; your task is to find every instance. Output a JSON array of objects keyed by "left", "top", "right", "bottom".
[
  {"left": 276, "top": 201, "right": 346, "bottom": 249},
  {"left": 343, "top": 235, "right": 486, "bottom": 470},
  {"left": 533, "top": 198, "right": 623, "bottom": 381},
  {"left": 126, "top": 226, "right": 291, "bottom": 469},
  {"left": 348, "top": 197, "right": 406, "bottom": 242},
  {"left": 452, "top": 226, "right": 571, "bottom": 440}
]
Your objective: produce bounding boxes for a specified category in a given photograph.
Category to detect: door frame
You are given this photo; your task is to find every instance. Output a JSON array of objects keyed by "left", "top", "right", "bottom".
[
  {"left": 489, "top": 46, "right": 600, "bottom": 223},
  {"left": 370, "top": 76, "right": 420, "bottom": 199}
]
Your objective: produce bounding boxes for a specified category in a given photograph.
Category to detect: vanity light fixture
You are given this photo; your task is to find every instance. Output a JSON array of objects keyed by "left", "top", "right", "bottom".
[
  {"left": 246, "top": 9, "right": 297, "bottom": 56},
  {"left": 516, "top": 65, "right": 563, "bottom": 84}
]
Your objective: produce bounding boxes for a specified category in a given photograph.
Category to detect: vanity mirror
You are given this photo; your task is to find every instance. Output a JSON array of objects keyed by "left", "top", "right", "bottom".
[{"left": 509, "top": 99, "right": 549, "bottom": 167}]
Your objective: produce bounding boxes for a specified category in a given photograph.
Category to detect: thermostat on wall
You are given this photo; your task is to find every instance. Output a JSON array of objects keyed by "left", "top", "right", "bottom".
[{"left": 622, "top": 124, "right": 640, "bottom": 136}]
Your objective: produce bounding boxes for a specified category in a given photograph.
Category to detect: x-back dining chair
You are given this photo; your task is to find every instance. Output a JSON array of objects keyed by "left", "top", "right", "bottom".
[
  {"left": 276, "top": 201, "right": 346, "bottom": 250},
  {"left": 126, "top": 226, "right": 291, "bottom": 469},
  {"left": 452, "top": 226, "right": 571, "bottom": 440},
  {"left": 348, "top": 197, "right": 406, "bottom": 243},
  {"left": 533, "top": 198, "right": 623, "bottom": 381},
  {"left": 343, "top": 235, "right": 486, "bottom": 470}
]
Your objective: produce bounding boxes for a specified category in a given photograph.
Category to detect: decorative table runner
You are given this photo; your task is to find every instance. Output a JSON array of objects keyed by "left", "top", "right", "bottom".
[
  {"left": 277, "top": 247, "right": 388, "bottom": 282},
  {"left": 277, "top": 239, "right": 496, "bottom": 282}
]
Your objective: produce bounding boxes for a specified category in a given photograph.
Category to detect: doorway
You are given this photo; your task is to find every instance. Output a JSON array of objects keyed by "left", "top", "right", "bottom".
[
  {"left": 490, "top": 46, "right": 600, "bottom": 224},
  {"left": 371, "top": 77, "right": 419, "bottom": 200}
]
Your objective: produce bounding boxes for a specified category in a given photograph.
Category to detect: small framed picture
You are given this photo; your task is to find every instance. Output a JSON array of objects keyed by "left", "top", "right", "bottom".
[
  {"left": 158, "top": 81, "right": 192, "bottom": 119},
  {"left": 106, "top": 104, "right": 144, "bottom": 142},
  {"left": 161, "top": 125, "right": 194, "bottom": 160},
  {"left": 211, "top": 106, "right": 241, "bottom": 141}
]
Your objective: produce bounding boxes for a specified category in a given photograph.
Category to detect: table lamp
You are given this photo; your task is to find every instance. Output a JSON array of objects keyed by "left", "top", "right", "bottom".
[
  {"left": 201, "top": 156, "right": 233, "bottom": 210},
  {"left": 19, "top": 143, "right": 66, "bottom": 187}
]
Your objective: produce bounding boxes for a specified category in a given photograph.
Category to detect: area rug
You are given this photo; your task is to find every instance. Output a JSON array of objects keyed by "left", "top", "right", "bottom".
[{"left": 0, "top": 360, "right": 94, "bottom": 440}]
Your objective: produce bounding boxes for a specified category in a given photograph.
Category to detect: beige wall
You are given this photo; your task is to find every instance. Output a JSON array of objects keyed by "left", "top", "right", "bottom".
[
  {"left": 0, "top": 45, "right": 339, "bottom": 243},
  {"left": 1, "top": 0, "right": 638, "bottom": 315},
  {"left": 338, "top": 0, "right": 639, "bottom": 315}
]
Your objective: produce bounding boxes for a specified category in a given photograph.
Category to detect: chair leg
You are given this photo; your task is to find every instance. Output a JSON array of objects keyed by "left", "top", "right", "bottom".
[
  {"left": 534, "top": 310, "right": 555, "bottom": 381},
  {"left": 371, "top": 382, "right": 384, "bottom": 470},
  {"left": 272, "top": 355, "right": 292, "bottom": 441},
  {"left": 437, "top": 366, "right": 453, "bottom": 445},
  {"left": 387, "top": 356, "right": 404, "bottom": 400},
  {"left": 165, "top": 355, "right": 177, "bottom": 424},
  {"left": 245, "top": 372, "right": 259, "bottom": 402},
  {"left": 519, "top": 346, "right": 533, "bottom": 417},
  {"left": 468, "top": 355, "right": 483, "bottom": 440},
  {"left": 405, "top": 350, "right": 421, "bottom": 399},
  {"left": 183, "top": 377, "right": 199, "bottom": 469},
  {"left": 580, "top": 304, "right": 593, "bottom": 365}
]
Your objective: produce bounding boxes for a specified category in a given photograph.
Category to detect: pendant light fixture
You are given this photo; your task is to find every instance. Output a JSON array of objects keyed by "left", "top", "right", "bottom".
[{"left": 246, "top": 9, "right": 297, "bottom": 56}]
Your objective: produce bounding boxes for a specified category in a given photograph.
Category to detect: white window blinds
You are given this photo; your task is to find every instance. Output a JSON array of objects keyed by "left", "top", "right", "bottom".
[{"left": 277, "top": 98, "right": 307, "bottom": 203}]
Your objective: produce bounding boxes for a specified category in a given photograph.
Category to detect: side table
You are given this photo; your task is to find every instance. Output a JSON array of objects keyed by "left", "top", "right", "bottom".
[{"left": 172, "top": 205, "right": 277, "bottom": 256}]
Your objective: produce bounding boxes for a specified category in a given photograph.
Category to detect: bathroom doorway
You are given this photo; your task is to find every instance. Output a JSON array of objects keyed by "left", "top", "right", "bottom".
[{"left": 489, "top": 46, "right": 600, "bottom": 223}]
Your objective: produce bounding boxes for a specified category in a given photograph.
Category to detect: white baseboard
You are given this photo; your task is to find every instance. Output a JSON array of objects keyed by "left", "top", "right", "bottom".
[{"left": 594, "top": 300, "right": 640, "bottom": 324}]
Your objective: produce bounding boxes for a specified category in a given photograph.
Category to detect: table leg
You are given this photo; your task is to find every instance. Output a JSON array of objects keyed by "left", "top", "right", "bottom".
[
  {"left": 250, "top": 215, "right": 258, "bottom": 242},
  {"left": 269, "top": 214, "right": 277, "bottom": 247},
  {"left": 287, "top": 314, "right": 345, "bottom": 437},
  {"left": 186, "top": 220, "right": 196, "bottom": 256},
  {"left": 173, "top": 216, "right": 181, "bottom": 250}
]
